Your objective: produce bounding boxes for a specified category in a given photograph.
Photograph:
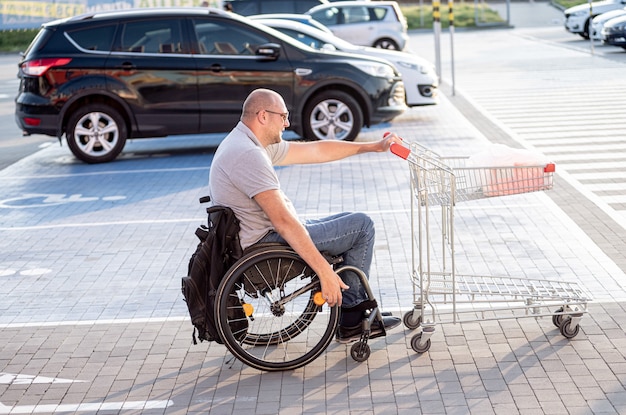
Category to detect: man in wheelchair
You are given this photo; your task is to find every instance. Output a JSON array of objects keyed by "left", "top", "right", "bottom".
[{"left": 208, "top": 88, "right": 402, "bottom": 343}]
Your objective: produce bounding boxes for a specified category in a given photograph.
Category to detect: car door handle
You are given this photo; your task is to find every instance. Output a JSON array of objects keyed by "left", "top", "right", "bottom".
[
  {"left": 207, "top": 64, "right": 224, "bottom": 72},
  {"left": 117, "top": 62, "right": 136, "bottom": 70}
]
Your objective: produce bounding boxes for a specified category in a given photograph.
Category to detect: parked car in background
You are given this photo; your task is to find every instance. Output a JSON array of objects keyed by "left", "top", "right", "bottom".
[
  {"left": 255, "top": 17, "right": 438, "bottom": 106},
  {"left": 591, "top": 7, "right": 626, "bottom": 40},
  {"left": 249, "top": 13, "right": 333, "bottom": 33},
  {"left": 306, "top": 1, "right": 408, "bottom": 50},
  {"left": 225, "top": 0, "right": 328, "bottom": 16},
  {"left": 15, "top": 8, "right": 406, "bottom": 163},
  {"left": 564, "top": 0, "right": 626, "bottom": 38},
  {"left": 601, "top": 13, "right": 626, "bottom": 48}
]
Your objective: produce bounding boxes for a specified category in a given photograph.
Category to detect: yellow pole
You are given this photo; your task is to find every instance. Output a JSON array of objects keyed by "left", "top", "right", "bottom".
[{"left": 433, "top": 0, "right": 441, "bottom": 80}]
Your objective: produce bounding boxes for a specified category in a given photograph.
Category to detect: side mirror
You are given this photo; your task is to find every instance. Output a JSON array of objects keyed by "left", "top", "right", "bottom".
[
  {"left": 320, "top": 43, "right": 337, "bottom": 52},
  {"left": 255, "top": 43, "right": 281, "bottom": 60}
]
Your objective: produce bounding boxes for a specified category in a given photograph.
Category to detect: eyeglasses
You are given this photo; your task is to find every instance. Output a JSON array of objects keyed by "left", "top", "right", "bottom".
[{"left": 264, "top": 109, "right": 289, "bottom": 123}]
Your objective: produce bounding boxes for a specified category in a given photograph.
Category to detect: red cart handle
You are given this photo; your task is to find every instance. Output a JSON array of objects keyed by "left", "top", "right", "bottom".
[
  {"left": 390, "top": 143, "right": 410, "bottom": 159},
  {"left": 383, "top": 132, "right": 411, "bottom": 160},
  {"left": 384, "top": 132, "right": 411, "bottom": 160}
]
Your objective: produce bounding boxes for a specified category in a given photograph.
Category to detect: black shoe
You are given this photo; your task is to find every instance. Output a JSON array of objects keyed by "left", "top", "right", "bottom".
[{"left": 336, "top": 315, "right": 401, "bottom": 344}]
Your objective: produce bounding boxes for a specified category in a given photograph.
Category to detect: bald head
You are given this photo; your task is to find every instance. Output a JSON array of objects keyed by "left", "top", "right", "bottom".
[
  {"left": 241, "top": 89, "right": 283, "bottom": 122},
  {"left": 239, "top": 88, "right": 289, "bottom": 146}
]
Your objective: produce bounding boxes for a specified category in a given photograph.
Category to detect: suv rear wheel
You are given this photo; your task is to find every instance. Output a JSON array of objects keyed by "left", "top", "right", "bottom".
[
  {"left": 303, "top": 91, "right": 363, "bottom": 141},
  {"left": 66, "top": 103, "right": 127, "bottom": 163}
]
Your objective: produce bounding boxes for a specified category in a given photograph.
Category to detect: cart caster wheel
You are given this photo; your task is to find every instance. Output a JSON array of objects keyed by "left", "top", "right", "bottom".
[
  {"left": 559, "top": 318, "right": 580, "bottom": 339},
  {"left": 350, "top": 342, "right": 370, "bottom": 362},
  {"left": 403, "top": 311, "right": 422, "bottom": 330},
  {"left": 552, "top": 307, "right": 564, "bottom": 328},
  {"left": 411, "top": 333, "right": 431, "bottom": 353}
]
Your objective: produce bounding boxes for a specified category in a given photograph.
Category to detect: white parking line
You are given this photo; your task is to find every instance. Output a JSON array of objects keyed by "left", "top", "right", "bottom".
[
  {"left": 0, "top": 166, "right": 210, "bottom": 180},
  {"left": 0, "top": 400, "right": 173, "bottom": 414},
  {"left": 0, "top": 316, "right": 188, "bottom": 329},
  {"left": 0, "top": 218, "right": 203, "bottom": 231},
  {"left": 0, "top": 373, "right": 84, "bottom": 385},
  {"left": 0, "top": 205, "right": 543, "bottom": 231}
]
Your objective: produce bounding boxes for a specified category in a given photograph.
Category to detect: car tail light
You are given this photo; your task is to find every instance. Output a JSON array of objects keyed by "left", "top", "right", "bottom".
[
  {"left": 21, "top": 58, "right": 72, "bottom": 76},
  {"left": 23, "top": 117, "right": 42, "bottom": 126}
]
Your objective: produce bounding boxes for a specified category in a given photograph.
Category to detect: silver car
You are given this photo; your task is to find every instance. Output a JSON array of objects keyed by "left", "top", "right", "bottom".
[{"left": 306, "top": 0, "right": 409, "bottom": 50}]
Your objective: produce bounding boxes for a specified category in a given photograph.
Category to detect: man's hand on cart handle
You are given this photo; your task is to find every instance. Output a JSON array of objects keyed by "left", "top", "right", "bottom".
[{"left": 384, "top": 132, "right": 411, "bottom": 160}]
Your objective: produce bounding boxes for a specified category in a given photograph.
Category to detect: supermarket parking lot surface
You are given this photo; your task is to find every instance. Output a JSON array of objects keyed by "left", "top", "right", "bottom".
[{"left": 1, "top": 96, "right": 625, "bottom": 413}]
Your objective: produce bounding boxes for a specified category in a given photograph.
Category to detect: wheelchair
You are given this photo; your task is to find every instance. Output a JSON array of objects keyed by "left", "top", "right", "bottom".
[{"left": 213, "top": 242, "right": 388, "bottom": 371}]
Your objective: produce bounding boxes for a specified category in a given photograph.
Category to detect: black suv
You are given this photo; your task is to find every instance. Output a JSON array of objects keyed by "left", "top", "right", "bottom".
[{"left": 15, "top": 8, "right": 405, "bottom": 163}]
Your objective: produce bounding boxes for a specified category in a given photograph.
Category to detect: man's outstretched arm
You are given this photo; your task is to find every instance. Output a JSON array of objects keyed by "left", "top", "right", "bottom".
[{"left": 278, "top": 133, "right": 402, "bottom": 166}]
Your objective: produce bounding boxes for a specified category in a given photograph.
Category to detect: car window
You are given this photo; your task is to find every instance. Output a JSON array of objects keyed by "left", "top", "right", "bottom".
[
  {"left": 118, "top": 19, "right": 184, "bottom": 54},
  {"left": 310, "top": 7, "right": 343, "bottom": 26},
  {"left": 192, "top": 19, "right": 271, "bottom": 55},
  {"left": 345, "top": 6, "right": 369, "bottom": 24},
  {"left": 23, "top": 27, "right": 53, "bottom": 56},
  {"left": 370, "top": 6, "right": 390, "bottom": 22},
  {"left": 274, "top": 28, "right": 323, "bottom": 49},
  {"left": 66, "top": 24, "right": 117, "bottom": 52}
]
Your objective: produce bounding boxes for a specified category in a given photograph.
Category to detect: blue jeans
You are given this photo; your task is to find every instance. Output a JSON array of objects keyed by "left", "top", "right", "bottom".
[{"left": 258, "top": 212, "right": 375, "bottom": 308}]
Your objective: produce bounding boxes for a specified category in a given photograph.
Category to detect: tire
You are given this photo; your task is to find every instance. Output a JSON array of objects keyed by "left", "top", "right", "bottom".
[
  {"left": 581, "top": 18, "right": 591, "bottom": 39},
  {"left": 373, "top": 38, "right": 400, "bottom": 50},
  {"left": 302, "top": 90, "right": 363, "bottom": 141},
  {"left": 403, "top": 310, "right": 421, "bottom": 330},
  {"left": 66, "top": 103, "right": 127, "bottom": 163},
  {"left": 215, "top": 247, "right": 340, "bottom": 371},
  {"left": 552, "top": 307, "right": 564, "bottom": 328},
  {"left": 411, "top": 332, "right": 431, "bottom": 353},
  {"left": 559, "top": 318, "right": 580, "bottom": 339},
  {"left": 350, "top": 342, "right": 370, "bottom": 362}
]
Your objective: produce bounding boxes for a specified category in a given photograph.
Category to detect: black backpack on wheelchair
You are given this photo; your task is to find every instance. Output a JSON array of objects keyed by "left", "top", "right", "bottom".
[{"left": 181, "top": 197, "right": 244, "bottom": 344}]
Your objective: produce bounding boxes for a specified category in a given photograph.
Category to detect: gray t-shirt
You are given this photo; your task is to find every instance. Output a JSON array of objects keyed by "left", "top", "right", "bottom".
[{"left": 208, "top": 121, "right": 295, "bottom": 249}]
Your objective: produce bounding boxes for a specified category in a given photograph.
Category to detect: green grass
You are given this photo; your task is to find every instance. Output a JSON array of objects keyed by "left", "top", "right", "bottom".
[
  {"left": 402, "top": 4, "right": 505, "bottom": 29},
  {"left": 0, "top": 29, "right": 38, "bottom": 53}
]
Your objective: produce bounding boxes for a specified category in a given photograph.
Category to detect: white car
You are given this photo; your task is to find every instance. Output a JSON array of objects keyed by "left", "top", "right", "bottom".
[
  {"left": 254, "top": 18, "right": 438, "bottom": 106},
  {"left": 306, "top": 1, "right": 409, "bottom": 50},
  {"left": 591, "top": 7, "right": 626, "bottom": 40},
  {"left": 249, "top": 13, "right": 333, "bottom": 34},
  {"left": 564, "top": 0, "right": 626, "bottom": 38}
]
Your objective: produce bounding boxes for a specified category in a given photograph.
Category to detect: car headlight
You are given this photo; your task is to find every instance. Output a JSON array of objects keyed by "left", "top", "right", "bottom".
[
  {"left": 395, "top": 60, "right": 422, "bottom": 73},
  {"left": 350, "top": 61, "right": 395, "bottom": 78},
  {"left": 570, "top": 10, "right": 588, "bottom": 17},
  {"left": 606, "top": 23, "right": 624, "bottom": 33}
]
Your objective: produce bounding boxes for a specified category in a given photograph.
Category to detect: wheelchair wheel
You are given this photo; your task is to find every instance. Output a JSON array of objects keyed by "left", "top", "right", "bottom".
[{"left": 215, "top": 246, "right": 340, "bottom": 371}]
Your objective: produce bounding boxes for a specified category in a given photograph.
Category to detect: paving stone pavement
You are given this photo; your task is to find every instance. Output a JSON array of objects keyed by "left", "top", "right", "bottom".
[
  {"left": 1, "top": 87, "right": 625, "bottom": 413},
  {"left": 2, "top": 16, "right": 626, "bottom": 415}
]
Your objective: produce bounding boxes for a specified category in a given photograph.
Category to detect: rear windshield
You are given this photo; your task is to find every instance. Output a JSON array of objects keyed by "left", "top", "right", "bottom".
[{"left": 23, "top": 28, "right": 53, "bottom": 57}]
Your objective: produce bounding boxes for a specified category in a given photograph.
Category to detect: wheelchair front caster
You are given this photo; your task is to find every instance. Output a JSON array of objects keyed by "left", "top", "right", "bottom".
[{"left": 350, "top": 341, "right": 370, "bottom": 362}]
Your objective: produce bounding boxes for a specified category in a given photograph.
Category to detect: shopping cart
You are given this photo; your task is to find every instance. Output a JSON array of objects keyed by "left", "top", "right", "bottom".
[{"left": 391, "top": 141, "right": 591, "bottom": 353}]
